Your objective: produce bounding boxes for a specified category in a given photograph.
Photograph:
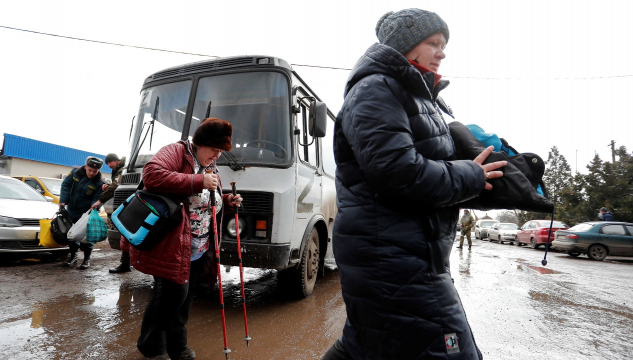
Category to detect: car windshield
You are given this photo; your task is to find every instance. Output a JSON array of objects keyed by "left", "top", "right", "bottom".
[
  {"left": 569, "top": 223, "right": 593, "bottom": 232},
  {"left": 538, "top": 221, "right": 567, "bottom": 228},
  {"left": 499, "top": 224, "right": 519, "bottom": 230},
  {"left": 481, "top": 221, "right": 497, "bottom": 228},
  {"left": 39, "top": 178, "right": 62, "bottom": 196},
  {"left": 0, "top": 178, "right": 47, "bottom": 201}
]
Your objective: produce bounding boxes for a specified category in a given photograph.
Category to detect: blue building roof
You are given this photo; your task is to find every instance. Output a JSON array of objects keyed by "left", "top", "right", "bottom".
[{"left": 1, "top": 134, "right": 112, "bottom": 173}]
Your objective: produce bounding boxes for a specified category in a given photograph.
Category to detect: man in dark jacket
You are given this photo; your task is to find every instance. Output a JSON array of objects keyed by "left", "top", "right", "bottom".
[
  {"left": 322, "top": 8, "right": 506, "bottom": 360},
  {"left": 599, "top": 207, "right": 615, "bottom": 221},
  {"left": 60, "top": 156, "right": 105, "bottom": 269}
]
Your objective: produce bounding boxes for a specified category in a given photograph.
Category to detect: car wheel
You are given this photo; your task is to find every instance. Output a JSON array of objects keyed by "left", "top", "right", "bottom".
[
  {"left": 530, "top": 238, "right": 539, "bottom": 249},
  {"left": 587, "top": 244, "right": 607, "bottom": 261},
  {"left": 567, "top": 251, "right": 581, "bottom": 257}
]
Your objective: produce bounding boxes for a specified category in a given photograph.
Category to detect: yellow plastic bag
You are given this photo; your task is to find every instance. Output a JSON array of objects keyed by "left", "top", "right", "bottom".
[{"left": 39, "top": 219, "right": 63, "bottom": 248}]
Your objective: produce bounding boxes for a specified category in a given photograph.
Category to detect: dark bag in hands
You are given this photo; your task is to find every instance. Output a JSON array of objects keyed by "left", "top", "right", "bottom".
[
  {"left": 448, "top": 121, "right": 554, "bottom": 213},
  {"left": 51, "top": 208, "right": 73, "bottom": 245},
  {"left": 111, "top": 190, "right": 183, "bottom": 250}
]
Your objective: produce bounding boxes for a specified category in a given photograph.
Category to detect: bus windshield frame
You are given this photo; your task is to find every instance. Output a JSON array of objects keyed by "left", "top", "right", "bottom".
[{"left": 128, "top": 70, "right": 293, "bottom": 170}]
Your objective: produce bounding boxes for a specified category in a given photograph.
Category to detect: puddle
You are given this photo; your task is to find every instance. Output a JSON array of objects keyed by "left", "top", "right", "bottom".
[
  {"left": 0, "top": 318, "right": 45, "bottom": 347},
  {"left": 516, "top": 259, "right": 563, "bottom": 274}
]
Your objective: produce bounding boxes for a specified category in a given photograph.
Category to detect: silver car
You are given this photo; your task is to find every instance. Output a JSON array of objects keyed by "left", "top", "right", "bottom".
[
  {"left": 488, "top": 222, "right": 520, "bottom": 244},
  {"left": 0, "top": 175, "right": 67, "bottom": 255},
  {"left": 474, "top": 220, "right": 499, "bottom": 240}
]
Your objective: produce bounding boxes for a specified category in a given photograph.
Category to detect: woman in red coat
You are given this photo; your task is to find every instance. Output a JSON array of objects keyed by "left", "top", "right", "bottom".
[{"left": 124, "top": 118, "right": 242, "bottom": 360}]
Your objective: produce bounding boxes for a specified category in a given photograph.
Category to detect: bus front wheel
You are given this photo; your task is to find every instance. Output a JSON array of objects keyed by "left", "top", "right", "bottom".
[{"left": 288, "top": 227, "right": 320, "bottom": 298}]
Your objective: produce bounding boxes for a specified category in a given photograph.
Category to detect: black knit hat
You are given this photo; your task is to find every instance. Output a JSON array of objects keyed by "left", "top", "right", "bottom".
[
  {"left": 105, "top": 153, "right": 120, "bottom": 163},
  {"left": 86, "top": 156, "right": 104, "bottom": 169},
  {"left": 192, "top": 118, "right": 233, "bottom": 151},
  {"left": 376, "top": 8, "right": 449, "bottom": 55}
]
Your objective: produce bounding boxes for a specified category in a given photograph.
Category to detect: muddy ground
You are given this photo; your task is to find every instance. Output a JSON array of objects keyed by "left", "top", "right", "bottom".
[{"left": 1, "top": 238, "right": 632, "bottom": 360}]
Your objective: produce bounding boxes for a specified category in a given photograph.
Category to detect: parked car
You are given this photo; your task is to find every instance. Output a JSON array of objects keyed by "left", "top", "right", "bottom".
[
  {"left": 11, "top": 175, "right": 62, "bottom": 204},
  {"left": 474, "top": 219, "right": 499, "bottom": 240},
  {"left": 0, "top": 175, "right": 67, "bottom": 256},
  {"left": 516, "top": 220, "right": 569, "bottom": 249},
  {"left": 552, "top": 222, "right": 633, "bottom": 261},
  {"left": 488, "top": 222, "right": 520, "bottom": 244}
]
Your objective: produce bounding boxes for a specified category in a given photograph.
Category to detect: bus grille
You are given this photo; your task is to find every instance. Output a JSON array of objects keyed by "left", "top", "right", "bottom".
[
  {"left": 113, "top": 189, "right": 136, "bottom": 210},
  {"left": 17, "top": 219, "right": 41, "bottom": 227},
  {"left": 223, "top": 191, "right": 273, "bottom": 214},
  {"left": 121, "top": 173, "right": 141, "bottom": 184}
]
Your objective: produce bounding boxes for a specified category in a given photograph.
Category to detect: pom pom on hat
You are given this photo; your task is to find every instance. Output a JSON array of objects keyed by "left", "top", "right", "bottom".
[
  {"left": 192, "top": 118, "right": 233, "bottom": 152},
  {"left": 376, "top": 8, "right": 449, "bottom": 55}
]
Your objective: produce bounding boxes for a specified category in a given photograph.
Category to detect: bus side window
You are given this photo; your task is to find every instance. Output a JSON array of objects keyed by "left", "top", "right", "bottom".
[
  {"left": 297, "top": 102, "right": 318, "bottom": 168},
  {"left": 321, "top": 117, "right": 336, "bottom": 176}
]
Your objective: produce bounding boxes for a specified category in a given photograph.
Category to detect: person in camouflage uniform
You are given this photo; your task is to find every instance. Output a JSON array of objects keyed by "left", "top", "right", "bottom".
[
  {"left": 96, "top": 153, "right": 126, "bottom": 206},
  {"left": 93, "top": 153, "right": 131, "bottom": 273},
  {"left": 457, "top": 209, "right": 475, "bottom": 250}
]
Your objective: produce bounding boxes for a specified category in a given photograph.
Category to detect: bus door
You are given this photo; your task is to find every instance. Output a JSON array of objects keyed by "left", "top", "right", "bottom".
[{"left": 294, "top": 91, "right": 321, "bottom": 219}]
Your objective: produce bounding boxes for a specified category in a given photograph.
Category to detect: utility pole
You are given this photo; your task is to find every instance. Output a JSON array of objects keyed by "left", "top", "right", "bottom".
[{"left": 608, "top": 140, "right": 616, "bottom": 164}]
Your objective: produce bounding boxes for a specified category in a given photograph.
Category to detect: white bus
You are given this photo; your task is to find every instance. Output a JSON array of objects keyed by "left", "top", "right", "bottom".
[{"left": 107, "top": 56, "right": 337, "bottom": 297}]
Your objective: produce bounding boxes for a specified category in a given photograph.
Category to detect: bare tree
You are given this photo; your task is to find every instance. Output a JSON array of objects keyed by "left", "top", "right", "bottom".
[{"left": 496, "top": 210, "right": 519, "bottom": 225}]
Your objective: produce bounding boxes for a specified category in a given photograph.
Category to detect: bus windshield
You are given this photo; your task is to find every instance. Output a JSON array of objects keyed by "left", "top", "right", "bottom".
[
  {"left": 189, "top": 71, "right": 291, "bottom": 166},
  {"left": 129, "top": 80, "right": 193, "bottom": 168}
]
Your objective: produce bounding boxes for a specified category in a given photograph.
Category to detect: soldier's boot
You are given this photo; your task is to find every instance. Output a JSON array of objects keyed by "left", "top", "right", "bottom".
[{"left": 110, "top": 251, "right": 131, "bottom": 273}]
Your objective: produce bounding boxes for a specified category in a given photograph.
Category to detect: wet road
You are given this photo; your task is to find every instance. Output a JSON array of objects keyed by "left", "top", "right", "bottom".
[{"left": 0, "top": 237, "right": 631, "bottom": 360}]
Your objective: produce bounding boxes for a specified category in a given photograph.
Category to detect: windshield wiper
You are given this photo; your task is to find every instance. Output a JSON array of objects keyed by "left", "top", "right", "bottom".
[
  {"left": 129, "top": 97, "right": 159, "bottom": 171},
  {"left": 221, "top": 151, "right": 245, "bottom": 171},
  {"left": 149, "top": 97, "right": 159, "bottom": 151}
]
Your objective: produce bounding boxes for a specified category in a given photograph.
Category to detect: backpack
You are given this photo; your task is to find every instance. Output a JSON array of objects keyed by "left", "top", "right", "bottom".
[
  {"left": 50, "top": 208, "right": 73, "bottom": 245},
  {"left": 111, "top": 188, "right": 183, "bottom": 251}
]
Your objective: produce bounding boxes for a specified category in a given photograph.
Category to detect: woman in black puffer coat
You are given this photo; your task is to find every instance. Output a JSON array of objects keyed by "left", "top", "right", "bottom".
[{"left": 322, "top": 9, "right": 507, "bottom": 360}]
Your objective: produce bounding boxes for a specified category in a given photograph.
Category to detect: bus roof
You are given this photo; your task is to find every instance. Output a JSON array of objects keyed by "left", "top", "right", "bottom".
[{"left": 143, "top": 56, "right": 292, "bottom": 86}]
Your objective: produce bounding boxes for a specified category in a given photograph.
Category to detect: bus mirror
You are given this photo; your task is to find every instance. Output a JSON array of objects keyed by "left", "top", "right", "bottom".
[{"left": 309, "top": 101, "right": 327, "bottom": 137}]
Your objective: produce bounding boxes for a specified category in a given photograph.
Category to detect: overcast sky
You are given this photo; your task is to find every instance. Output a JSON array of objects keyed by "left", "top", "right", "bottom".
[{"left": 1, "top": 0, "right": 632, "bottom": 189}]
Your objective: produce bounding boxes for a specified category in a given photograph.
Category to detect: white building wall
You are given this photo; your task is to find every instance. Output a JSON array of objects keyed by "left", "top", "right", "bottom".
[{"left": 0, "top": 158, "right": 75, "bottom": 179}]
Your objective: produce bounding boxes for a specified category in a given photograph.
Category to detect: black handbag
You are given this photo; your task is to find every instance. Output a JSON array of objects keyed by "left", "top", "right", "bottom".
[
  {"left": 50, "top": 208, "right": 73, "bottom": 245},
  {"left": 111, "top": 181, "right": 183, "bottom": 251},
  {"left": 448, "top": 121, "right": 554, "bottom": 213}
]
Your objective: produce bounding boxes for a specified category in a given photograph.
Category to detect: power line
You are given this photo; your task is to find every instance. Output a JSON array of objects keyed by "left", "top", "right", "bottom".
[{"left": 2, "top": 25, "right": 633, "bottom": 79}]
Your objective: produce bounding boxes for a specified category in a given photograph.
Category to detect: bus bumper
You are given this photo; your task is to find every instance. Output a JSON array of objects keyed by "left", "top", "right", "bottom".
[{"left": 220, "top": 241, "right": 291, "bottom": 270}]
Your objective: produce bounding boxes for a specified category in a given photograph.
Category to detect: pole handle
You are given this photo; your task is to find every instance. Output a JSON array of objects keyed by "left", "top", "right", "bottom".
[{"left": 230, "top": 182, "right": 237, "bottom": 211}]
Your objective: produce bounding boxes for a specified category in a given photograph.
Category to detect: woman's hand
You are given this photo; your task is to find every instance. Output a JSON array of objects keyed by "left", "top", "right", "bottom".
[
  {"left": 228, "top": 194, "right": 242, "bottom": 207},
  {"left": 473, "top": 146, "right": 507, "bottom": 191},
  {"left": 203, "top": 173, "right": 219, "bottom": 191}
]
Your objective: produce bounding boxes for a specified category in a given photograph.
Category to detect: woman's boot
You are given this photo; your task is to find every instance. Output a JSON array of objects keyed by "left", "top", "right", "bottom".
[
  {"left": 79, "top": 249, "right": 92, "bottom": 270},
  {"left": 64, "top": 242, "right": 79, "bottom": 267}
]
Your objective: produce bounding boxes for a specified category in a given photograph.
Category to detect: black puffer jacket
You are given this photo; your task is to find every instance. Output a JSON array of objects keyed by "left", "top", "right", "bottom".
[{"left": 333, "top": 43, "right": 485, "bottom": 359}]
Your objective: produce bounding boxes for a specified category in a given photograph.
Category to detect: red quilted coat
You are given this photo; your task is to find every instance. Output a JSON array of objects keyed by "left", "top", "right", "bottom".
[{"left": 121, "top": 140, "right": 228, "bottom": 284}]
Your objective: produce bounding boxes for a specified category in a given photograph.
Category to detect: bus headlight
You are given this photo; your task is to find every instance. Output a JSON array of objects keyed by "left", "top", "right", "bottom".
[{"left": 227, "top": 217, "right": 245, "bottom": 237}]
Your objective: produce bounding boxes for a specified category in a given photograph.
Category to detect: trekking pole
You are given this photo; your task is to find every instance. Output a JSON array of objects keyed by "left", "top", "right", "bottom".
[
  {"left": 211, "top": 191, "right": 231, "bottom": 359},
  {"left": 230, "top": 182, "right": 251, "bottom": 347}
]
